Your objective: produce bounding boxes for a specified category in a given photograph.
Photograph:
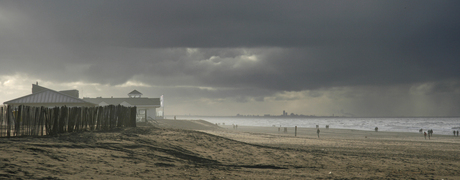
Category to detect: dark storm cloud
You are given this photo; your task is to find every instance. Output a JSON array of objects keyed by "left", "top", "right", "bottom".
[
  {"left": 64, "top": 1, "right": 460, "bottom": 48},
  {"left": 1, "top": 0, "right": 460, "bottom": 107},
  {"left": 24, "top": 0, "right": 458, "bottom": 48}
]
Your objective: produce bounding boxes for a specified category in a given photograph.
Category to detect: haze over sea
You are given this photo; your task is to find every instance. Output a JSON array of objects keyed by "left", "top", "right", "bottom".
[{"left": 169, "top": 116, "right": 460, "bottom": 135}]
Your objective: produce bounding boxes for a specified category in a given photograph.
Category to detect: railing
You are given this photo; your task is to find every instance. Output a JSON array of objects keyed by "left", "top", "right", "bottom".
[{"left": 0, "top": 105, "right": 137, "bottom": 138}]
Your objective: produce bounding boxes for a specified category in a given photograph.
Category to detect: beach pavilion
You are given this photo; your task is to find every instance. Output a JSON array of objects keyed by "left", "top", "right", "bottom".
[
  {"left": 83, "top": 90, "right": 161, "bottom": 122},
  {"left": 3, "top": 84, "right": 162, "bottom": 122}
]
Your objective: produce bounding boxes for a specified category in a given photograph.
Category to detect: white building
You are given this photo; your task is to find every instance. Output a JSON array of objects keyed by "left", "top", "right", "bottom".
[
  {"left": 83, "top": 90, "right": 161, "bottom": 121},
  {"left": 3, "top": 83, "right": 162, "bottom": 122}
]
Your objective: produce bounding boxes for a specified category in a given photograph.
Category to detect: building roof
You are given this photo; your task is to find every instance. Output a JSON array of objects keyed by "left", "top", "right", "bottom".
[
  {"left": 32, "top": 83, "right": 79, "bottom": 98},
  {"left": 4, "top": 90, "right": 96, "bottom": 106},
  {"left": 128, "top": 90, "right": 143, "bottom": 95},
  {"left": 4, "top": 84, "right": 159, "bottom": 108},
  {"left": 83, "top": 97, "right": 160, "bottom": 107},
  {"left": 58, "top": 89, "right": 79, "bottom": 98}
]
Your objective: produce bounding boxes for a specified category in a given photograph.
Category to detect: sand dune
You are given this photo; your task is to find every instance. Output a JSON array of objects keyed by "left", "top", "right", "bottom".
[{"left": 0, "top": 119, "right": 459, "bottom": 179}]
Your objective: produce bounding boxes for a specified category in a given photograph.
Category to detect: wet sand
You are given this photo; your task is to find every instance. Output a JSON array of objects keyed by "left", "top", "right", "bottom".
[{"left": 1, "top": 119, "right": 459, "bottom": 179}]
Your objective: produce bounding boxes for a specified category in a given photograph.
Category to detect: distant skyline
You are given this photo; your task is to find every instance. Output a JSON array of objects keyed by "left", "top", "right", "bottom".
[{"left": 1, "top": 0, "right": 460, "bottom": 117}]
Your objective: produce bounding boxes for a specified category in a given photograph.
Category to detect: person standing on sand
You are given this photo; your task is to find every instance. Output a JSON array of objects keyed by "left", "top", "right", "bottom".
[
  {"left": 457, "top": 130, "right": 459, "bottom": 136},
  {"left": 317, "top": 128, "right": 320, "bottom": 138},
  {"left": 424, "top": 132, "right": 427, "bottom": 139}
]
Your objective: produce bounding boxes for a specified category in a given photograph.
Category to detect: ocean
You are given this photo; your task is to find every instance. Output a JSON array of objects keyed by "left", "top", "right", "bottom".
[{"left": 168, "top": 116, "right": 460, "bottom": 135}]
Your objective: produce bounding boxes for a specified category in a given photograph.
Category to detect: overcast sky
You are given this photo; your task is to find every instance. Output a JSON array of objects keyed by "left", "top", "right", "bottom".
[{"left": 1, "top": 0, "right": 459, "bottom": 117}]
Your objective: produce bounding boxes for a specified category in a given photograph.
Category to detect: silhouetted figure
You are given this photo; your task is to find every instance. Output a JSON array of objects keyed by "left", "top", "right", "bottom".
[
  {"left": 375, "top": 127, "right": 378, "bottom": 132},
  {"left": 419, "top": 129, "right": 423, "bottom": 133},
  {"left": 454, "top": 130, "right": 456, "bottom": 136},
  {"left": 317, "top": 128, "right": 320, "bottom": 138},
  {"left": 457, "top": 130, "right": 459, "bottom": 136},
  {"left": 424, "top": 132, "right": 427, "bottom": 139}
]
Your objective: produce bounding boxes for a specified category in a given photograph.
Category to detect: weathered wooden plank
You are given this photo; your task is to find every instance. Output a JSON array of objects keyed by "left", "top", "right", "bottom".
[
  {"left": 131, "top": 106, "right": 137, "bottom": 127},
  {"left": 6, "top": 105, "right": 11, "bottom": 138},
  {"left": 0, "top": 107, "right": 3, "bottom": 137}
]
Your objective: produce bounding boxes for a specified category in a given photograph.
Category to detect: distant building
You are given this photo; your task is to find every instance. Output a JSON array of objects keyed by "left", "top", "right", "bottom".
[{"left": 283, "top": 110, "right": 288, "bottom": 116}]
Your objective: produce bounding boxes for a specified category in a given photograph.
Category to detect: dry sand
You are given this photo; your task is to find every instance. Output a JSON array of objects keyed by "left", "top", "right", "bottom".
[{"left": 1, "top": 119, "right": 459, "bottom": 179}]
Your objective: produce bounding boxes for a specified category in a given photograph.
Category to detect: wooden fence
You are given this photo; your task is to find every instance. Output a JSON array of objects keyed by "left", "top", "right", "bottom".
[{"left": 0, "top": 105, "right": 137, "bottom": 138}]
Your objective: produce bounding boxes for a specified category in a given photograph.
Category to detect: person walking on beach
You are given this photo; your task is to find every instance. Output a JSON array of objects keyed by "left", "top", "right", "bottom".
[
  {"left": 317, "top": 128, "right": 320, "bottom": 138},
  {"left": 424, "top": 131, "right": 427, "bottom": 139},
  {"left": 457, "top": 130, "right": 459, "bottom": 136}
]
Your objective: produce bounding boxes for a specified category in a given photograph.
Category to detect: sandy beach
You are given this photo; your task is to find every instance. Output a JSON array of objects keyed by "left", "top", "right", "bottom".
[{"left": 1, "top": 119, "right": 460, "bottom": 179}]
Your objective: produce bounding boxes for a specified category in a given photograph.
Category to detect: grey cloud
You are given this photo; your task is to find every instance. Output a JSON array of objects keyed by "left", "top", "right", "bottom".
[
  {"left": 8, "top": 0, "right": 458, "bottom": 48},
  {"left": 1, "top": 0, "right": 460, "bottom": 116},
  {"left": 410, "top": 81, "right": 460, "bottom": 95}
]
